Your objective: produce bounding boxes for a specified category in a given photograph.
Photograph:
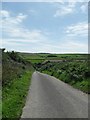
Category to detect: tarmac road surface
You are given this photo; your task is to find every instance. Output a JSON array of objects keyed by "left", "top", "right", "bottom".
[{"left": 21, "top": 71, "right": 88, "bottom": 118}]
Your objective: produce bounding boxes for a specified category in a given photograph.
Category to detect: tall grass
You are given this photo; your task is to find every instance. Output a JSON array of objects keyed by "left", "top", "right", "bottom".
[{"left": 2, "top": 70, "right": 33, "bottom": 119}]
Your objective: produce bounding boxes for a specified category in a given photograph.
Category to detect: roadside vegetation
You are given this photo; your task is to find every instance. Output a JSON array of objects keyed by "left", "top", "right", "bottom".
[
  {"left": 2, "top": 49, "right": 34, "bottom": 119},
  {"left": 0, "top": 49, "right": 2, "bottom": 120},
  {"left": 2, "top": 71, "right": 33, "bottom": 119},
  {"left": 36, "top": 60, "right": 89, "bottom": 93},
  {"left": 25, "top": 53, "right": 89, "bottom": 94}
]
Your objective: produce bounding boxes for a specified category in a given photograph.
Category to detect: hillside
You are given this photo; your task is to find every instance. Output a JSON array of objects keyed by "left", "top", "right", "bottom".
[
  {"left": 2, "top": 49, "right": 34, "bottom": 119},
  {"left": 2, "top": 49, "right": 33, "bottom": 86}
]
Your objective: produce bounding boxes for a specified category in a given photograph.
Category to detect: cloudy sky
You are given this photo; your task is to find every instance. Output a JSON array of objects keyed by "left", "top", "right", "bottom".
[{"left": 0, "top": 1, "right": 88, "bottom": 53}]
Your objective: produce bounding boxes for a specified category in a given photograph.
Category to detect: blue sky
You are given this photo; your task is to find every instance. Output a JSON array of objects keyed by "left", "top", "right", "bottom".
[{"left": 0, "top": 1, "right": 88, "bottom": 53}]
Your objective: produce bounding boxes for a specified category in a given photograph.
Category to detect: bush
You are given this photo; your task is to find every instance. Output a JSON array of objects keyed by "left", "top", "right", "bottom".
[{"left": 47, "top": 54, "right": 57, "bottom": 57}]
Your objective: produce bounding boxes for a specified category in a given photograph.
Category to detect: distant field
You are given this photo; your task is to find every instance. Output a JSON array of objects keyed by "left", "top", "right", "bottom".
[
  {"left": 19, "top": 52, "right": 88, "bottom": 64},
  {"left": 19, "top": 53, "right": 48, "bottom": 63}
]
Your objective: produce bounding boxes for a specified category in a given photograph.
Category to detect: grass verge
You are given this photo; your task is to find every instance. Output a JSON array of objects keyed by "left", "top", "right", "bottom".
[
  {"left": 0, "top": 90, "right": 2, "bottom": 120},
  {"left": 2, "top": 70, "right": 33, "bottom": 119}
]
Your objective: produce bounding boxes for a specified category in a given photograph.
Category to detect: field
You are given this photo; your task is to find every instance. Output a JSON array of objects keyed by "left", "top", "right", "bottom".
[
  {"left": 19, "top": 53, "right": 48, "bottom": 63},
  {"left": 19, "top": 52, "right": 88, "bottom": 63}
]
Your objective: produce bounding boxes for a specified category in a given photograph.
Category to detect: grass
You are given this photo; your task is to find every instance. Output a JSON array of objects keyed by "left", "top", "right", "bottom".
[
  {"left": 19, "top": 53, "right": 47, "bottom": 64},
  {"left": 72, "top": 79, "right": 89, "bottom": 93},
  {"left": 0, "top": 89, "right": 2, "bottom": 120},
  {"left": 26, "top": 59, "right": 45, "bottom": 64},
  {"left": 41, "top": 70, "right": 52, "bottom": 75},
  {"left": 19, "top": 53, "right": 47, "bottom": 60},
  {"left": 2, "top": 70, "right": 33, "bottom": 119},
  {"left": 19, "top": 52, "right": 88, "bottom": 62}
]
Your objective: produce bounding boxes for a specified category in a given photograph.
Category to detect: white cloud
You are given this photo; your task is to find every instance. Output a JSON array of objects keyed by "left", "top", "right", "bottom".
[
  {"left": 66, "top": 22, "right": 88, "bottom": 36},
  {"left": 54, "top": 2, "right": 76, "bottom": 17},
  {"left": 54, "top": 1, "right": 88, "bottom": 17},
  {"left": 54, "top": 7, "right": 73, "bottom": 17},
  {"left": 2, "top": 38, "right": 88, "bottom": 53},
  {"left": 1, "top": 10, "right": 47, "bottom": 44},
  {"left": 1, "top": 9, "right": 88, "bottom": 53},
  {"left": 0, "top": 10, "right": 27, "bottom": 26},
  {"left": 64, "top": 40, "right": 87, "bottom": 50},
  {"left": 16, "top": 13, "right": 27, "bottom": 22},
  {"left": 0, "top": 10, "right": 10, "bottom": 18},
  {"left": 2, "top": 0, "right": 89, "bottom": 2},
  {"left": 80, "top": 3, "right": 88, "bottom": 13},
  {"left": 0, "top": 38, "right": 2, "bottom": 47},
  {"left": 56, "top": 39, "right": 88, "bottom": 53}
]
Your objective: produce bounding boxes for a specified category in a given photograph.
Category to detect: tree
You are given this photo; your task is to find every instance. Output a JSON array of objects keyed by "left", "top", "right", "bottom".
[{"left": 2, "top": 48, "right": 5, "bottom": 52}]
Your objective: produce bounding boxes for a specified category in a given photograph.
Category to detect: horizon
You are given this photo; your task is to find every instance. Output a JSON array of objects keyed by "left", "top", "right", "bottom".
[
  {"left": 1, "top": 48, "right": 88, "bottom": 54},
  {"left": 1, "top": 1, "right": 88, "bottom": 53}
]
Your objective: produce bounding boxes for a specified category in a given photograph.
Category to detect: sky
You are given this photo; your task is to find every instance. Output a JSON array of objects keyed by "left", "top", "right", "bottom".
[{"left": 0, "top": 1, "right": 88, "bottom": 53}]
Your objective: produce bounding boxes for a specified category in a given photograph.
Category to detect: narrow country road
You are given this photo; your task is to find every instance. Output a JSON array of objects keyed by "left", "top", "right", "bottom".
[{"left": 21, "top": 71, "right": 88, "bottom": 118}]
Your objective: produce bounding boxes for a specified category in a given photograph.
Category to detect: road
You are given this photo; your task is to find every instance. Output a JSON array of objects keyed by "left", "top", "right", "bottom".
[{"left": 21, "top": 71, "right": 88, "bottom": 118}]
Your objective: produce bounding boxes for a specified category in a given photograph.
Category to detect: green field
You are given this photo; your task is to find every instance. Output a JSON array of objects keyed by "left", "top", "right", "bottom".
[{"left": 19, "top": 52, "right": 88, "bottom": 63}]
